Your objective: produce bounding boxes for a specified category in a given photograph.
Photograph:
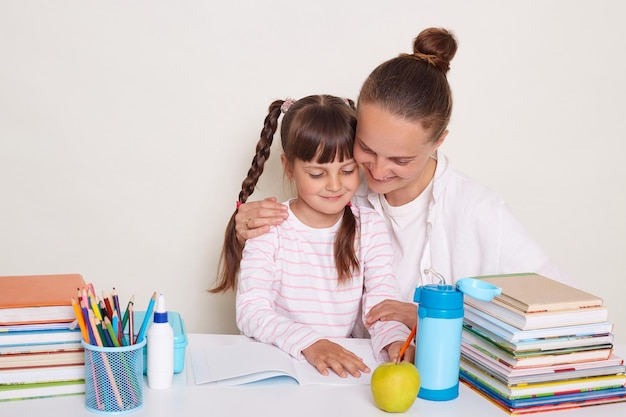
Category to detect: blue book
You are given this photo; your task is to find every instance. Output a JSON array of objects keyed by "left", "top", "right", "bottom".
[
  {"left": 0, "top": 328, "right": 82, "bottom": 347},
  {"left": 464, "top": 305, "right": 614, "bottom": 341}
]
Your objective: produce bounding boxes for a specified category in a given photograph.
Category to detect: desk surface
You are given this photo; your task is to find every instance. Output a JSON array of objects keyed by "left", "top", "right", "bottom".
[{"left": 1, "top": 334, "right": 625, "bottom": 417}]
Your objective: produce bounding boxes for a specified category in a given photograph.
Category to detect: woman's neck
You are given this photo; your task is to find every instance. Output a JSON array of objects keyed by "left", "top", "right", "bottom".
[{"left": 385, "top": 156, "right": 437, "bottom": 207}]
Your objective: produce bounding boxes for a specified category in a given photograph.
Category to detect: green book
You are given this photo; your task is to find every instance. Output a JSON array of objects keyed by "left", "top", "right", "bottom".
[{"left": 0, "top": 379, "right": 85, "bottom": 401}]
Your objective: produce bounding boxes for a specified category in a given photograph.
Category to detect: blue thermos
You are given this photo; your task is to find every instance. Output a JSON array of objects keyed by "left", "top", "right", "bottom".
[{"left": 413, "top": 272, "right": 501, "bottom": 401}]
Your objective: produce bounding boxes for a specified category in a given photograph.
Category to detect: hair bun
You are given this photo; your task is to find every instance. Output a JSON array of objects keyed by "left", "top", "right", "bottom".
[{"left": 412, "top": 27, "right": 458, "bottom": 73}]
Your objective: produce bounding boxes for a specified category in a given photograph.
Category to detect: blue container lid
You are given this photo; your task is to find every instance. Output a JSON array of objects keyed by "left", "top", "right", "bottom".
[
  {"left": 414, "top": 284, "right": 463, "bottom": 309},
  {"left": 456, "top": 277, "right": 501, "bottom": 301}
]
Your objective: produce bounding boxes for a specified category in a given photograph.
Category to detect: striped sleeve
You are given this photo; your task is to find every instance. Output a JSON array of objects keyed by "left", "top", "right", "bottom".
[{"left": 235, "top": 227, "right": 324, "bottom": 359}]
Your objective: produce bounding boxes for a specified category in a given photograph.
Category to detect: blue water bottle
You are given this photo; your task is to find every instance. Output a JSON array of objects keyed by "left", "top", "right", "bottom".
[{"left": 413, "top": 270, "right": 500, "bottom": 401}]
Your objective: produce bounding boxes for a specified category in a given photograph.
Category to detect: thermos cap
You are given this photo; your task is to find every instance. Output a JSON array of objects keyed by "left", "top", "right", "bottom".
[
  {"left": 413, "top": 278, "right": 501, "bottom": 309},
  {"left": 456, "top": 277, "right": 502, "bottom": 301},
  {"left": 414, "top": 284, "right": 463, "bottom": 309}
]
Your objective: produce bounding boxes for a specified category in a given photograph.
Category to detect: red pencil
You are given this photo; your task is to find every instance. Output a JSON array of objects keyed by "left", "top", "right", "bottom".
[{"left": 102, "top": 290, "right": 114, "bottom": 320}]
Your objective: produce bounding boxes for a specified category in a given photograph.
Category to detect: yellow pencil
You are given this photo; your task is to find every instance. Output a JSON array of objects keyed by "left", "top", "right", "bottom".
[
  {"left": 83, "top": 287, "right": 103, "bottom": 321},
  {"left": 71, "top": 297, "right": 89, "bottom": 342}
]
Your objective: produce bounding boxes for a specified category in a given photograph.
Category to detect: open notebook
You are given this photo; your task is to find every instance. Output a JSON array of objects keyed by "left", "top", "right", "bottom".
[{"left": 189, "top": 337, "right": 382, "bottom": 386}]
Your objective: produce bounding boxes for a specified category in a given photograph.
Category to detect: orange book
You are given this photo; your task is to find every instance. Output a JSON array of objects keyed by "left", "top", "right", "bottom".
[{"left": 0, "top": 274, "right": 86, "bottom": 325}]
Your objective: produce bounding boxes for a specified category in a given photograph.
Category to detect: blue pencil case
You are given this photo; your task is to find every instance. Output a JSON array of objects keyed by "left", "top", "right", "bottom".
[{"left": 133, "top": 310, "right": 187, "bottom": 374}]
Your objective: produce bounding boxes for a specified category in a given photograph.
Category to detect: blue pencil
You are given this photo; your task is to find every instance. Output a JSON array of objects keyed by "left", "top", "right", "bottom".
[
  {"left": 112, "top": 313, "right": 119, "bottom": 340},
  {"left": 135, "top": 292, "right": 156, "bottom": 343},
  {"left": 100, "top": 321, "right": 114, "bottom": 347}
]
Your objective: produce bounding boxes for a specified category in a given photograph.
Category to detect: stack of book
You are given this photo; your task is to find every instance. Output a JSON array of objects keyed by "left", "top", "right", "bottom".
[
  {"left": 459, "top": 273, "right": 626, "bottom": 414},
  {"left": 0, "top": 274, "right": 86, "bottom": 401}
]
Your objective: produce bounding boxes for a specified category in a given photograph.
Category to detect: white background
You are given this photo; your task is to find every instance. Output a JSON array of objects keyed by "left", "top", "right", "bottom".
[{"left": 1, "top": 1, "right": 625, "bottom": 343}]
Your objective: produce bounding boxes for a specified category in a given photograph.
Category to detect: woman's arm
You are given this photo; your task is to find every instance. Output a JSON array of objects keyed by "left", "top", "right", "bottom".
[{"left": 365, "top": 300, "right": 417, "bottom": 330}]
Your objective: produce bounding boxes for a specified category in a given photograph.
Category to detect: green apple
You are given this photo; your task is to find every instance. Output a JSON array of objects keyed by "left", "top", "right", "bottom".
[{"left": 370, "top": 362, "right": 420, "bottom": 413}]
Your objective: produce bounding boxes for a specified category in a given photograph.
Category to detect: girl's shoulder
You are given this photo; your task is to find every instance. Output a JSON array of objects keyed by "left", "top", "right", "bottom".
[{"left": 349, "top": 202, "right": 387, "bottom": 228}]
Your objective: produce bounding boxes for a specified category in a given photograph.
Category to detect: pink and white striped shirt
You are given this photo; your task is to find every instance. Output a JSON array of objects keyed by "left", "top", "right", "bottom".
[{"left": 236, "top": 200, "right": 410, "bottom": 360}]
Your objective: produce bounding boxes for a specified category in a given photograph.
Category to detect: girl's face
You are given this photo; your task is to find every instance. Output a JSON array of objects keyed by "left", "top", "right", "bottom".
[
  {"left": 354, "top": 103, "right": 446, "bottom": 206},
  {"left": 282, "top": 154, "right": 359, "bottom": 228}
]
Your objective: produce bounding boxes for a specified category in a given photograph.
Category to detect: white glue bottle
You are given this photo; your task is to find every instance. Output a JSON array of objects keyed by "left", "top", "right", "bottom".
[{"left": 147, "top": 293, "right": 174, "bottom": 389}]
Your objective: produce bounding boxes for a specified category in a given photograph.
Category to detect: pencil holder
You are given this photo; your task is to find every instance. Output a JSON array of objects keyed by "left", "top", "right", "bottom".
[{"left": 82, "top": 340, "right": 146, "bottom": 414}]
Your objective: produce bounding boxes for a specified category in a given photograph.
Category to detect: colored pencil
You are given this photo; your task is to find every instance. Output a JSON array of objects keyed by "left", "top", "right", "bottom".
[
  {"left": 76, "top": 283, "right": 142, "bottom": 410},
  {"left": 97, "top": 299, "right": 107, "bottom": 321},
  {"left": 112, "top": 288, "right": 122, "bottom": 320},
  {"left": 104, "top": 317, "right": 121, "bottom": 347},
  {"left": 95, "top": 344, "right": 123, "bottom": 407},
  {"left": 100, "top": 320, "right": 113, "bottom": 347},
  {"left": 79, "top": 293, "right": 96, "bottom": 345},
  {"left": 122, "top": 295, "right": 134, "bottom": 331},
  {"left": 88, "top": 307, "right": 124, "bottom": 408},
  {"left": 83, "top": 306, "right": 96, "bottom": 345},
  {"left": 91, "top": 296, "right": 103, "bottom": 321},
  {"left": 103, "top": 290, "right": 114, "bottom": 319},
  {"left": 87, "top": 349, "right": 103, "bottom": 410},
  {"left": 88, "top": 309, "right": 104, "bottom": 347},
  {"left": 112, "top": 288, "right": 123, "bottom": 340},
  {"left": 396, "top": 324, "right": 417, "bottom": 364},
  {"left": 71, "top": 297, "right": 89, "bottom": 342},
  {"left": 135, "top": 292, "right": 156, "bottom": 343},
  {"left": 112, "top": 311, "right": 121, "bottom": 345},
  {"left": 128, "top": 302, "right": 135, "bottom": 345}
]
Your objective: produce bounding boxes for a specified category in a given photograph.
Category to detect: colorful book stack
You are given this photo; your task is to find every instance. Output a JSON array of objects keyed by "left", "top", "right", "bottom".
[
  {"left": 0, "top": 274, "right": 86, "bottom": 401},
  {"left": 459, "top": 273, "right": 626, "bottom": 414}
]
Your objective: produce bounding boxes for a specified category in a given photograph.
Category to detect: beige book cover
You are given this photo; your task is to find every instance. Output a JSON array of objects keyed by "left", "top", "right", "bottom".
[{"left": 475, "top": 273, "right": 603, "bottom": 313}]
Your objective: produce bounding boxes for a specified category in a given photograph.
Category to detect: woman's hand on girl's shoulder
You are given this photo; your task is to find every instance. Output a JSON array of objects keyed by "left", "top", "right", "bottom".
[
  {"left": 235, "top": 197, "right": 288, "bottom": 242},
  {"left": 365, "top": 300, "right": 417, "bottom": 330}
]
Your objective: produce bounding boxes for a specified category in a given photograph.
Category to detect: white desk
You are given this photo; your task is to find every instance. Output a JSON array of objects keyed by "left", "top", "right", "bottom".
[{"left": 1, "top": 334, "right": 625, "bottom": 417}]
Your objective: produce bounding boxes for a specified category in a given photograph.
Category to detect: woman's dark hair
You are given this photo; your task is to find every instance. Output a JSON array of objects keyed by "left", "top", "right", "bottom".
[
  {"left": 211, "top": 95, "right": 359, "bottom": 293},
  {"left": 358, "top": 27, "right": 458, "bottom": 143}
]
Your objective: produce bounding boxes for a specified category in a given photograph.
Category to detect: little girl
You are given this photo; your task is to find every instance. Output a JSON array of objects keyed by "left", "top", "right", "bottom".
[{"left": 211, "top": 95, "right": 411, "bottom": 378}]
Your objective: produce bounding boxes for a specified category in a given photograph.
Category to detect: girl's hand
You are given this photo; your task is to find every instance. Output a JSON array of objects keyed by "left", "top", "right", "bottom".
[
  {"left": 365, "top": 300, "right": 417, "bottom": 330},
  {"left": 386, "top": 341, "right": 416, "bottom": 364},
  {"left": 235, "top": 197, "right": 288, "bottom": 242},
  {"left": 302, "top": 339, "right": 371, "bottom": 378}
]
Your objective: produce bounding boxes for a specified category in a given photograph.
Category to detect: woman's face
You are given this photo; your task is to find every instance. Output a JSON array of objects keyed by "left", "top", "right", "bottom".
[{"left": 354, "top": 103, "right": 446, "bottom": 206}]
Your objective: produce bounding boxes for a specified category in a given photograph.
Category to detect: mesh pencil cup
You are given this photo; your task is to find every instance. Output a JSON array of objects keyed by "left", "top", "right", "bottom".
[{"left": 82, "top": 340, "right": 146, "bottom": 414}]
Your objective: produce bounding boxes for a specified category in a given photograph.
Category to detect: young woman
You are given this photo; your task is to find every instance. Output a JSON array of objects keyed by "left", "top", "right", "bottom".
[
  {"left": 211, "top": 95, "right": 412, "bottom": 378},
  {"left": 233, "top": 28, "right": 572, "bottom": 331}
]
